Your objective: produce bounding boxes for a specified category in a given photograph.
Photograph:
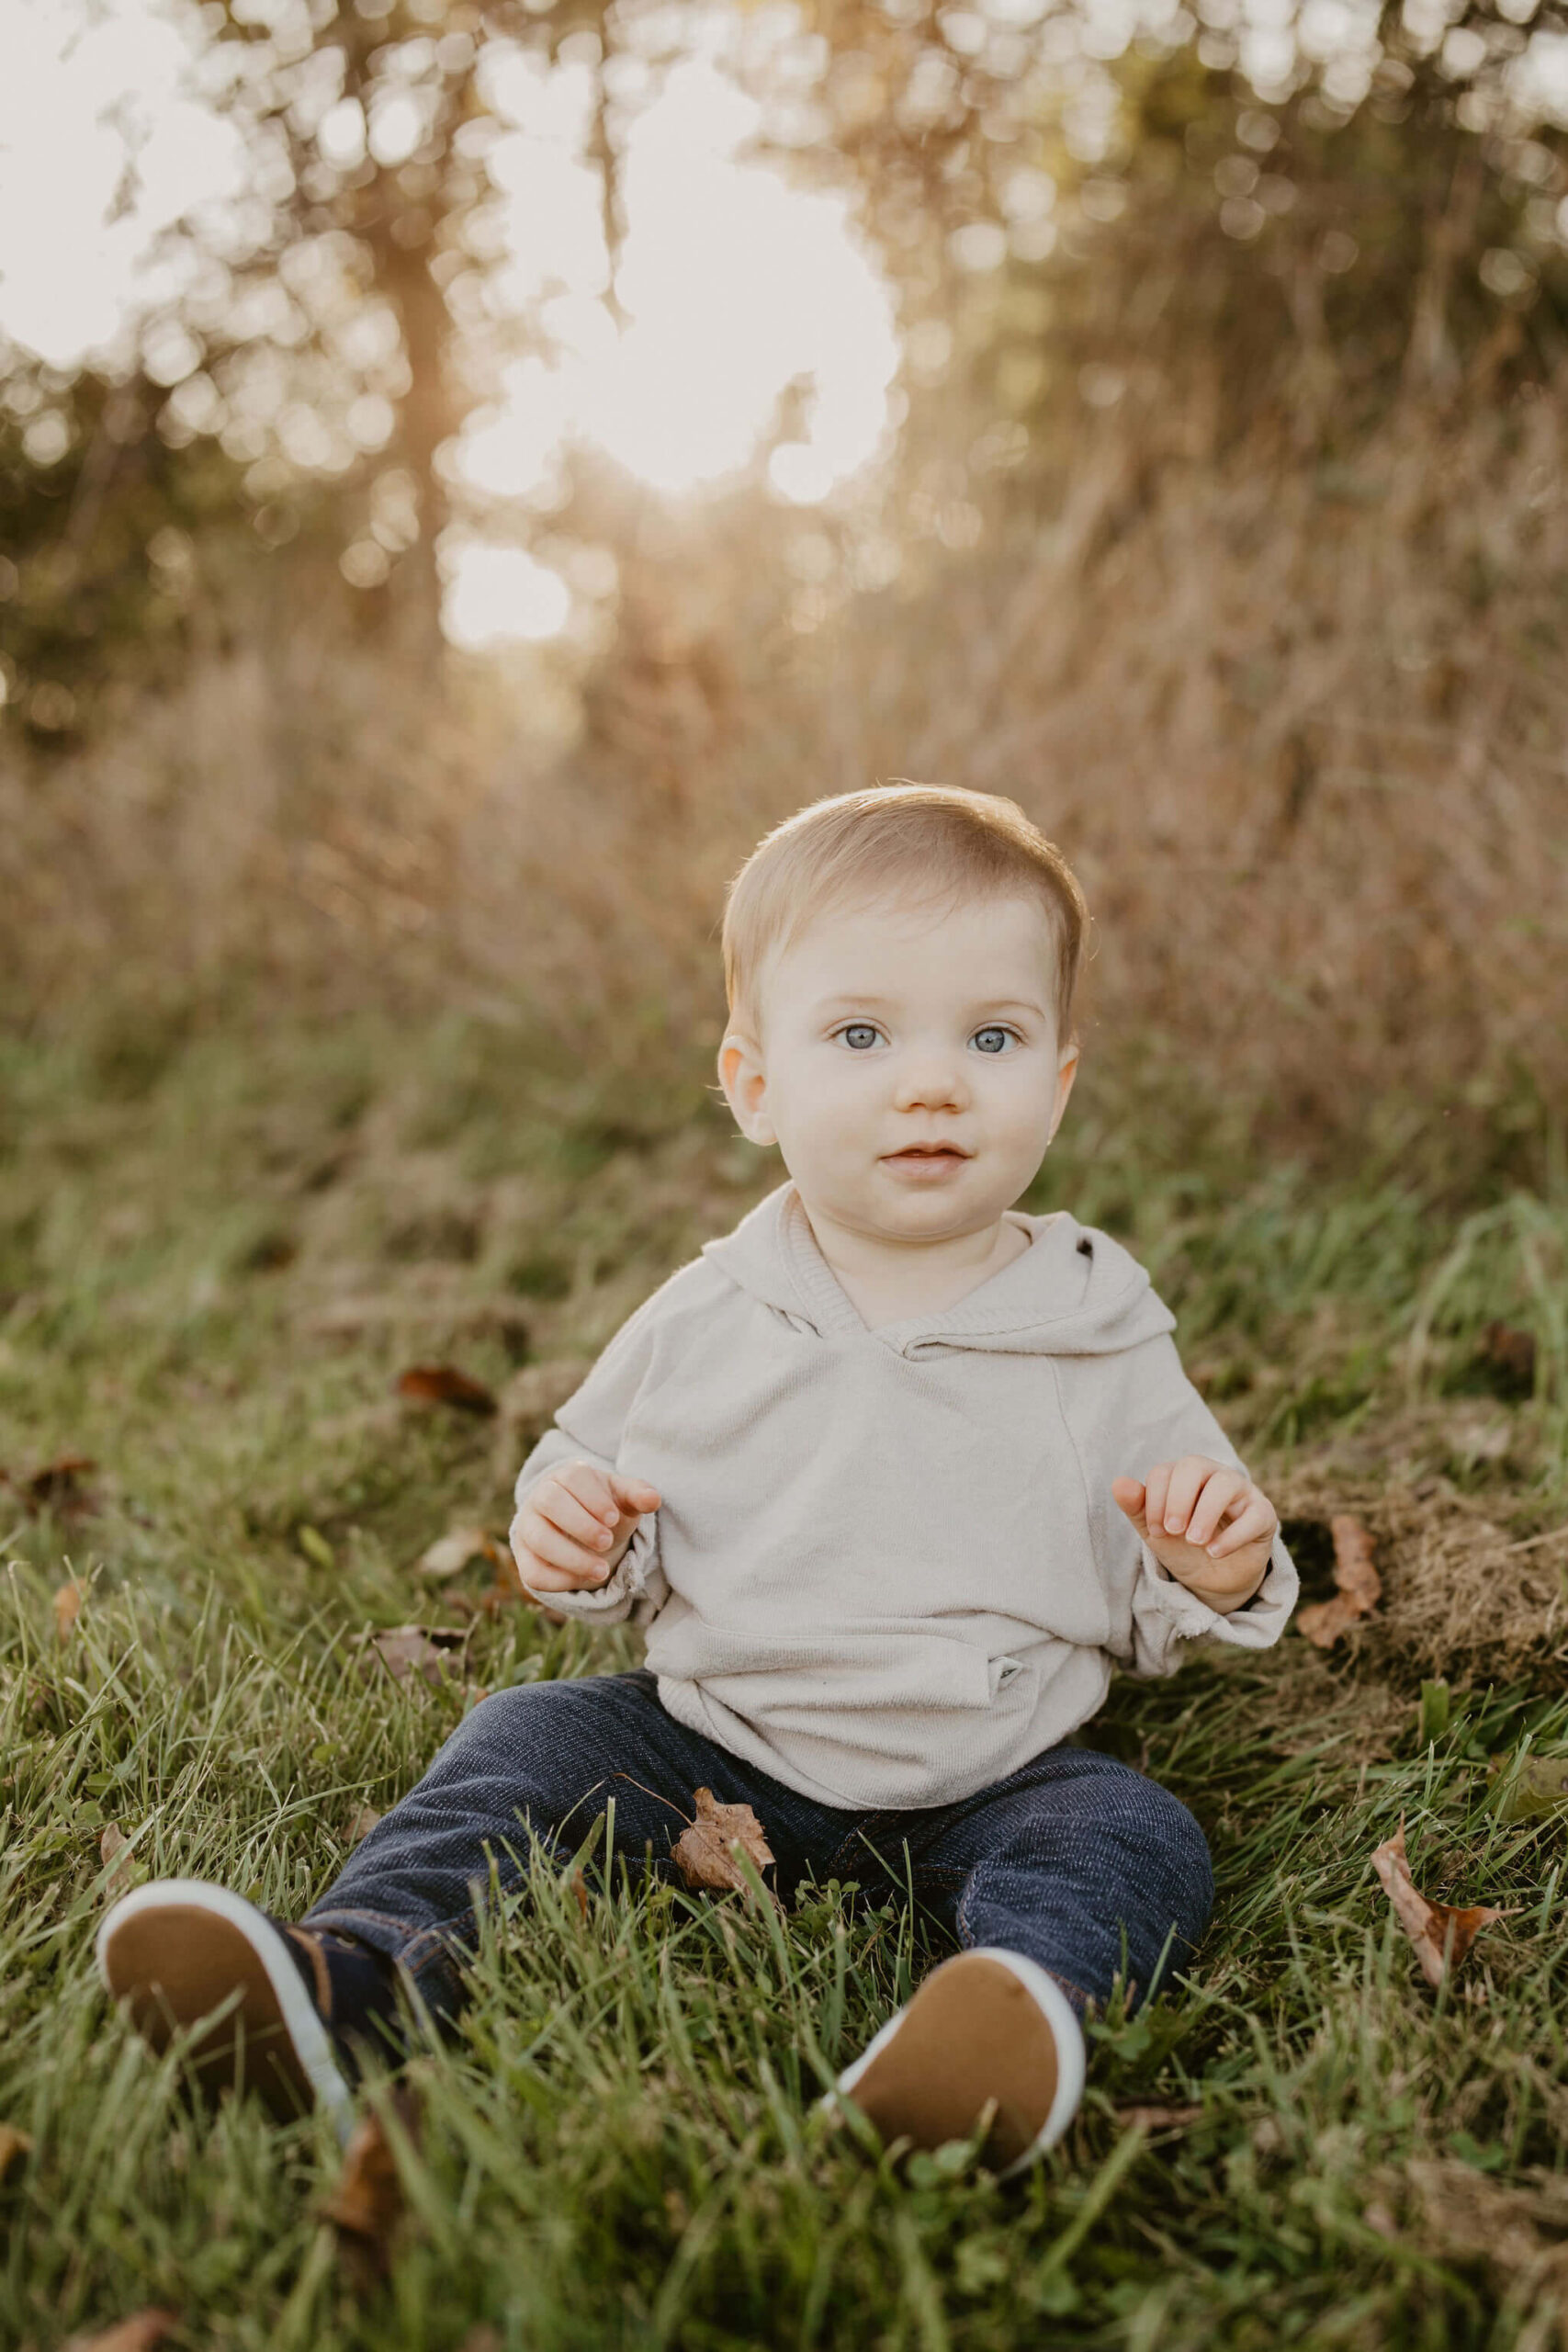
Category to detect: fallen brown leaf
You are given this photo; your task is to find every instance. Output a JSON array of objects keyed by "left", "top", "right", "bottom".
[
  {"left": 52, "top": 1579, "right": 85, "bottom": 1640},
  {"left": 395, "top": 1363, "right": 497, "bottom": 1416},
  {"left": 358, "top": 1624, "right": 469, "bottom": 1690},
  {"left": 1298, "top": 1514, "right": 1381, "bottom": 1648},
  {"left": 0, "top": 2124, "right": 32, "bottom": 2180},
  {"left": 671, "top": 1788, "right": 778, "bottom": 1905},
  {"left": 1487, "top": 1755, "right": 1568, "bottom": 1824},
  {"left": 417, "top": 1526, "right": 505, "bottom": 1579},
  {"left": 345, "top": 1805, "right": 383, "bottom": 1845},
  {"left": 1114, "top": 2103, "right": 1203, "bottom": 2131},
  {"left": 322, "top": 2083, "right": 423, "bottom": 2285},
  {"left": 60, "top": 2312, "right": 181, "bottom": 2352},
  {"left": 1371, "top": 1816, "right": 1511, "bottom": 1988},
  {"left": 1478, "top": 1320, "right": 1537, "bottom": 1396},
  {"left": 9, "top": 1454, "right": 100, "bottom": 1518},
  {"left": 99, "top": 1824, "right": 136, "bottom": 1899},
  {"left": 570, "top": 1870, "right": 589, "bottom": 1923}
]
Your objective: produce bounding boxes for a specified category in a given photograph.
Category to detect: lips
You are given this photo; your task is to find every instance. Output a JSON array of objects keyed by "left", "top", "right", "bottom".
[{"left": 886, "top": 1147, "right": 968, "bottom": 1160}]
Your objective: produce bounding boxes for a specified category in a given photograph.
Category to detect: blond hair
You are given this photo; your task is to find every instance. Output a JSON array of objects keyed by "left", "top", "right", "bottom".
[{"left": 721, "top": 783, "right": 1090, "bottom": 1045}]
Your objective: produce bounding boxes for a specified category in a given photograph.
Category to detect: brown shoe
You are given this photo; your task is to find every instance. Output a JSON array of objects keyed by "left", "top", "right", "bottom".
[
  {"left": 822, "top": 1947, "right": 1086, "bottom": 2178},
  {"left": 96, "top": 1879, "right": 391, "bottom": 2141}
]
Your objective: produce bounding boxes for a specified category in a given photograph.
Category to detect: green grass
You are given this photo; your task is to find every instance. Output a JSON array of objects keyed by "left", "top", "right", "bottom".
[{"left": 2, "top": 1008, "right": 1566, "bottom": 2350}]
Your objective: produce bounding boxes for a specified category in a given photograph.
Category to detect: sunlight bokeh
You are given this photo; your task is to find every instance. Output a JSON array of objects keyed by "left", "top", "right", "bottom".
[{"left": 0, "top": 0, "right": 900, "bottom": 650}]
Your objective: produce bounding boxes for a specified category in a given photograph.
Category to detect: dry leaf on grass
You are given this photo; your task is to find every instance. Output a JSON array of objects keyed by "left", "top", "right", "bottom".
[
  {"left": 671, "top": 1788, "right": 778, "bottom": 1905},
  {"left": 1371, "top": 1816, "right": 1511, "bottom": 1988},
  {"left": 395, "top": 1363, "right": 497, "bottom": 1416},
  {"left": 0, "top": 2124, "right": 32, "bottom": 2180},
  {"left": 1298, "top": 1514, "right": 1381, "bottom": 1648},
  {"left": 357, "top": 1624, "right": 469, "bottom": 1689},
  {"left": 4, "top": 1454, "right": 101, "bottom": 1518},
  {"left": 321, "top": 2084, "right": 423, "bottom": 2285},
  {"left": 1114, "top": 2103, "right": 1203, "bottom": 2131},
  {"left": 52, "top": 1579, "right": 85, "bottom": 1640},
  {"left": 60, "top": 2313, "right": 181, "bottom": 2352},
  {"left": 1478, "top": 1320, "right": 1537, "bottom": 1396},
  {"left": 417, "top": 1526, "right": 505, "bottom": 1579},
  {"left": 99, "top": 1824, "right": 136, "bottom": 1898},
  {"left": 345, "top": 1804, "right": 383, "bottom": 1845},
  {"left": 1488, "top": 1756, "right": 1568, "bottom": 1824}
]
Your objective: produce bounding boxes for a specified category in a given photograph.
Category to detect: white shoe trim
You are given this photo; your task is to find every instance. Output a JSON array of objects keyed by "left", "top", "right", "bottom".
[
  {"left": 96, "top": 1877, "right": 357, "bottom": 2145},
  {"left": 817, "top": 1945, "right": 1087, "bottom": 2177},
  {"left": 965, "top": 1947, "right": 1087, "bottom": 2177}
]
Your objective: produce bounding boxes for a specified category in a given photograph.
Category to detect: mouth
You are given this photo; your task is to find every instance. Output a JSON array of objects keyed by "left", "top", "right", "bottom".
[{"left": 884, "top": 1147, "right": 970, "bottom": 1164}]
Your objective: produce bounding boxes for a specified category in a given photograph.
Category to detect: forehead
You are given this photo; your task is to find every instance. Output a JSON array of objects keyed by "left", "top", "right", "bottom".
[{"left": 769, "top": 892, "right": 1057, "bottom": 1011}]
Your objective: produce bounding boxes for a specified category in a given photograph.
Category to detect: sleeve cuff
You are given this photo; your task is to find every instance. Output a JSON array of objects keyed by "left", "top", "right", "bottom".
[{"left": 1130, "top": 1530, "right": 1298, "bottom": 1671}]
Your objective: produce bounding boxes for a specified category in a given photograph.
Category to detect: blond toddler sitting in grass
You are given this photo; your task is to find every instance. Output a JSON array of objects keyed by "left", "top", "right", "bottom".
[{"left": 99, "top": 783, "right": 1297, "bottom": 2177}]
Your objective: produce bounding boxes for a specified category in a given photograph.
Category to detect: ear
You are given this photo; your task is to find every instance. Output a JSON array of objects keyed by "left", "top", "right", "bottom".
[
  {"left": 1046, "top": 1042, "right": 1080, "bottom": 1148},
  {"left": 717, "top": 1029, "right": 776, "bottom": 1147}
]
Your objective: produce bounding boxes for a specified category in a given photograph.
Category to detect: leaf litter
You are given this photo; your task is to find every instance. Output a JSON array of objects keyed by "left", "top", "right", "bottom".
[
  {"left": 60, "top": 2314, "right": 181, "bottom": 2352},
  {"left": 357, "top": 1625, "right": 470, "bottom": 1690},
  {"left": 1297, "top": 1515, "right": 1381, "bottom": 1648},
  {"left": 671, "top": 1788, "right": 779, "bottom": 1908},
  {"left": 1370, "top": 1816, "right": 1512, "bottom": 1988},
  {"left": 4, "top": 1453, "right": 102, "bottom": 1517},
  {"left": 395, "top": 1363, "right": 497, "bottom": 1416},
  {"left": 321, "top": 2083, "right": 424, "bottom": 2286}
]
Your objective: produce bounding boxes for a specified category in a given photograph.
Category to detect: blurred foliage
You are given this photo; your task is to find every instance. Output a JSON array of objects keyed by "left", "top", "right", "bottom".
[{"left": 2, "top": 0, "right": 1565, "bottom": 736}]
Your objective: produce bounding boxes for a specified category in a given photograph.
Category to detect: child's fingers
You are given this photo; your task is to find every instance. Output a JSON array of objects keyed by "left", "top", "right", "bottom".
[
  {"left": 519, "top": 1550, "right": 610, "bottom": 1591},
  {"left": 1205, "top": 1498, "right": 1278, "bottom": 1559},
  {"left": 536, "top": 1482, "right": 617, "bottom": 1552},
  {"left": 510, "top": 1509, "right": 612, "bottom": 1582},
  {"left": 1186, "top": 1468, "right": 1248, "bottom": 1547},
  {"left": 1140, "top": 1461, "right": 1172, "bottom": 1532},
  {"left": 552, "top": 1461, "right": 621, "bottom": 1529},
  {"left": 1111, "top": 1475, "right": 1147, "bottom": 1531},
  {"left": 608, "top": 1472, "right": 661, "bottom": 1516},
  {"left": 1158, "top": 1455, "right": 1218, "bottom": 1536}
]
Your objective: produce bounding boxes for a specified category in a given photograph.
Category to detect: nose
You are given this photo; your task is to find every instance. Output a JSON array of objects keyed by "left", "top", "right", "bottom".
[{"left": 891, "top": 1047, "right": 969, "bottom": 1114}]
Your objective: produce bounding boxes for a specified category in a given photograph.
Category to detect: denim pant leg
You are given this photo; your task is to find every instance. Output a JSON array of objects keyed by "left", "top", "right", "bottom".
[
  {"left": 303, "top": 1668, "right": 858, "bottom": 2017},
  {"left": 873, "top": 1745, "right": 1214, "bottom": 2018}
]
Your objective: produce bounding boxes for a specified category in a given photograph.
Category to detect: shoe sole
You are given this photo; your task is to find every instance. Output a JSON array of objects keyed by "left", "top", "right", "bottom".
[
  {"left": 96, "top": 1879, "right": 355, "bottom": 2143},
  {"left": 827, "top": 1948, "right": 1085, "bottom": 2177}
]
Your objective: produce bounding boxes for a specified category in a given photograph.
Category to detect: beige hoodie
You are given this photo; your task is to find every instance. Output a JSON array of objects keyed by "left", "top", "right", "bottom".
[{"left": 512, "top": 1179, "right": 1298, "bottom": 1810}]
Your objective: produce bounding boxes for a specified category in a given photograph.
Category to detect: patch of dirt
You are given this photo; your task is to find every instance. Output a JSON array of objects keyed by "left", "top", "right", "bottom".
[
  {"left": 1270, "top": 1452, "right": 1568, "bottom": 1684},
  {"left": 1375, "top": 2157, "right": 1568, "bottom": 2332}
]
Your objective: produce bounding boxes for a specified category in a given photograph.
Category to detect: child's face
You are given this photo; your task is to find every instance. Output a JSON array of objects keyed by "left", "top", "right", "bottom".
[{"left": 719, "top": 892, "right": 1079, "bottom": 1241}]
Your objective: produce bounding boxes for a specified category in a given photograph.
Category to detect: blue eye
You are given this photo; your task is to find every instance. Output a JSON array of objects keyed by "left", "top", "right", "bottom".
[
  {"left": 830, "top": 1023, "right": 1021, "bottom": 1052},
  {"left": 974, "top": 1026, "right": 1013, "bottom": 1055},
  {"left": 838, "top": 1023, "right": 880, "bottom": 1050}
]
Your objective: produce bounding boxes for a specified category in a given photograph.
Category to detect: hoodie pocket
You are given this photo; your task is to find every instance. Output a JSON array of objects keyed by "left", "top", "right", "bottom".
[{"left": 647, "top": 1618, "right": 1021, "bottom": 1717}]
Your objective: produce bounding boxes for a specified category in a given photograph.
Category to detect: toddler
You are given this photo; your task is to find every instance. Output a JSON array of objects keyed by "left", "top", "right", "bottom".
[{"left": 99, "top": 785, "right": 1298, "bottom": 2177}]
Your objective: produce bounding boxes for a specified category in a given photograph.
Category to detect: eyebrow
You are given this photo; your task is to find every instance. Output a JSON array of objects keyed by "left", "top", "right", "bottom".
[{"left": 810, "top": 993, "right": 1048, "bottom": 1019}]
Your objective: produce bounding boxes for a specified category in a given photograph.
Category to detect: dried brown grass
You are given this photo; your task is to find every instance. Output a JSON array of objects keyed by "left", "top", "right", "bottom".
[
  {"left": 1272, "top": 1451, "right": 1568, "bottom": 1685},
  {"left": 5, "top": 388, "right": 1566, "bottom": 1177}
]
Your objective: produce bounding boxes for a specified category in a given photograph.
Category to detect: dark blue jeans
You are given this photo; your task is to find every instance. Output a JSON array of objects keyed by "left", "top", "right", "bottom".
[{"left": 305, "top": 1668, "right": 1213, "bottom": 2027}]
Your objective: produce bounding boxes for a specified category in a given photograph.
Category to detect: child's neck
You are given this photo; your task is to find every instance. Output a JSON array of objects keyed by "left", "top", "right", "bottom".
[{"left": 801, "top": 1202, "right": 1032, "bottom": 1330}]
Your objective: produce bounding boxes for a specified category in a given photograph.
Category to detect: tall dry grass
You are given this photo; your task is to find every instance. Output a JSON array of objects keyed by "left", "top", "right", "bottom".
[{"left": 5, "top": 382, "right": 1565, "bottom": 1183}]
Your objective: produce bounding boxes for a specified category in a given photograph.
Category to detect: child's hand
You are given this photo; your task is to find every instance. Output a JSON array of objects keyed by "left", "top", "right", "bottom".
[
  {"left": 511, "top": 1462, "right": 662, "bottom": 1593},
  {"left": 1111, "top": 1455, "right": 1278, "bottom": 1611}
]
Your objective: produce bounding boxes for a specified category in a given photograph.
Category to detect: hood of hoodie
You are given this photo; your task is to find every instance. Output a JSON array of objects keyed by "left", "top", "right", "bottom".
[{"left": 699, "top": 1178, "right": 1175, "bottom": 1360}]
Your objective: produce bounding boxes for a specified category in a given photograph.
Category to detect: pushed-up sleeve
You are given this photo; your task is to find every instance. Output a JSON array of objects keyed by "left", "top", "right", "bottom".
[
  {"left": 509, "top": 1292, "right": 669, "bottom": 1630},
  {"left": 1108, "top": 1330, "right": 1298, "bottom": 1678}
]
